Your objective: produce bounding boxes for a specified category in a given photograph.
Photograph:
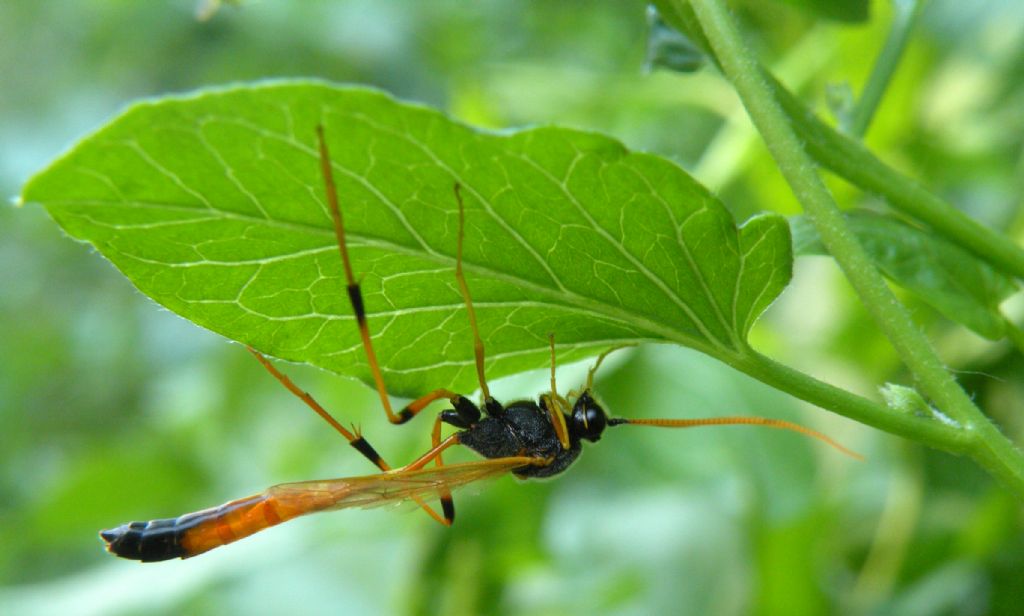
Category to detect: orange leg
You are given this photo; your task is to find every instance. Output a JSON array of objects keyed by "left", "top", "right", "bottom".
[
  {"left": 398, "top": 433, "right": 463, "bottom": 473},
  {"left": 248, "top": 347, "right": 452, "bottom": 524},
  {"left": 317, "top": 126, "right": 454, "bottom": 424},
  {"left": 249, "top": 348, "right": 386, "bottom": 469},
  {"left": 317, "top": 134, "right": 494, "bottom": 416},
  {"left": 452, "top": 183, "right": 492, "bottom": 401},
  {"left": 429, "top": 413, "right": 455, "bottom": 524},
  {"left": 544, "top": 334, "right": 571, "bottom": 449},
  {"left": 312, "top": 129, "right": 498, "bottom": 523}
]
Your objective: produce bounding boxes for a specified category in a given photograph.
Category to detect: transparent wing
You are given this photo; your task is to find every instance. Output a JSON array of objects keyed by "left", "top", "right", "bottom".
[
  {"left": 101, "top": 456, "right": 542, "bottom": 561},
  {"left": 267, "top": 456, "right": 539, "bottom": 516}
]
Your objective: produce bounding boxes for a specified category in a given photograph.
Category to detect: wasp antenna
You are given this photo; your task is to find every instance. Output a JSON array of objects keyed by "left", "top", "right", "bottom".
[{"left": 608, "top": 416, "right": 863, "bottom": 460}]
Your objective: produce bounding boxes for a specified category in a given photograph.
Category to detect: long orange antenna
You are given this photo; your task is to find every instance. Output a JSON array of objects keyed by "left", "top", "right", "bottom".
[{"left": 608, "top": 416, "right": 863, "bottom": 460}]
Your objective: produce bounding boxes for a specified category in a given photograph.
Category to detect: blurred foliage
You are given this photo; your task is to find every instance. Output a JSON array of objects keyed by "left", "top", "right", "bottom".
[
  {"left": 2, "top": 1, "right": 1023, "bottom": 615},
  {"left": 791, "top": 211, "right": 1017, "bottom": 339}
]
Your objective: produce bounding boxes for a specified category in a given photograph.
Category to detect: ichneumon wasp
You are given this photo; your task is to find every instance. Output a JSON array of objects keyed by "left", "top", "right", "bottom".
[{"left": 100, "top": 126, "right": 860, "bottom": 562}]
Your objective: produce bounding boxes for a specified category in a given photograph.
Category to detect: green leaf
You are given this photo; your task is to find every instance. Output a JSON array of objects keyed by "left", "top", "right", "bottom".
[
  {"left": 650, "top": 1, "right": 712, "bottom": 58},
  {"left": 646, "top": 6, "right": 706, "bottom": 74},
  {"left": 792, "top": 211, "right": 1017, "bottom": 339},
  {"left": 22, "top": 82, "right": 792, "bottom": 396},
  {"left": 879, "top": 382, "right": 934, "bottom": 419}
]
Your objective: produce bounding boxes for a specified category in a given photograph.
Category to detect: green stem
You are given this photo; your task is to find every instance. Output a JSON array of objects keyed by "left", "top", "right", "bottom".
[
  {"left": 685, "top": 0, "right": 1024, "bottom": 495},
  {"left": 846, "top": 0, "right": 924, "bottom": 137},
  {"left": 970, "top": 419, "right": 1024, "bottom": 497},
  {"left": 727, "top": 351, "right": 966, "bottom": 454}
]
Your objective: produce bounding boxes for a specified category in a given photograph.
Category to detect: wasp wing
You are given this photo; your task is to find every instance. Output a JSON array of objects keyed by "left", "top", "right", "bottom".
[
  {"left": 267, "top": 456, "right": 538, "bottom": 516},
  {"left": 101, "top": 456, "right": 540, "bottom": 561}
]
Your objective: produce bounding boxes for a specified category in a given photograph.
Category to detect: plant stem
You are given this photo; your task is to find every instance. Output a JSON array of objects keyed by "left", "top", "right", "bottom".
[
  {"left": 685, "top": 0, "right": 1024, "bottom": 495},
  {"left": 846, "top": 0, "right": 923, "bottom": 138},
  {"left": 728, "top": 351, "right": 966, "bottom": 454}
]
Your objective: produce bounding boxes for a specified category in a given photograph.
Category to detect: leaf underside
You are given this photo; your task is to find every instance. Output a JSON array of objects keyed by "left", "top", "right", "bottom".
[
  {"left": 792, "top": 211, "right": 1016, "bottom": 339},
  {"left": 23, "top": 81, "right": 791, "bottom": 396}
]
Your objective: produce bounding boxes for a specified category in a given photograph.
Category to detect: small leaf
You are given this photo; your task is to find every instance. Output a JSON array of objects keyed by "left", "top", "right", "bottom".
[
  {"left": 646, "top": 6, "right": 706, "bottom": 74},
  {"left": 879, "top": 383, "right": 931, "bottom": 418},
  {"left": 23, "top": 82, "right": 792, "bottom": 395},
  {"left": 792, "top": 211, "right": 1017, "bottom": 339},
  {"left": 650, "top": 1, "right": 711, "bottom": 57}
]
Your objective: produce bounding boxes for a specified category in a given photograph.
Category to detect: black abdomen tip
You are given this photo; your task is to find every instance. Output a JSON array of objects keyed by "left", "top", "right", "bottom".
[{"left": 100, "top": 519, "right": 187, "bottom": 562}]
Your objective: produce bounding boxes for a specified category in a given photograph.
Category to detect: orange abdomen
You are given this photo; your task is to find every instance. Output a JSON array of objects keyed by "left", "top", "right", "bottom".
[{"left": 100, "top": 490, "right": 319, "bottom": 561}]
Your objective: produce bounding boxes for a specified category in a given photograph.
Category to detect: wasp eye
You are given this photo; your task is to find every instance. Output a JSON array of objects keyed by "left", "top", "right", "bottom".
[{"left": 570, "top": 391, "right": 607, "bottom": 442}]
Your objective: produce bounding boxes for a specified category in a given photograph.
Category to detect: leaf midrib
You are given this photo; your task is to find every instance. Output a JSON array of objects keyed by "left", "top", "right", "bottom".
[
  {"left": 198, "top": 111, "right": 733, "bottom": 348},
  {"left": 513, "top": 152, "right": 731, "bottom": 348},
  {"left": 342, "top": 110, "right": 739, "bottom": 348},
  {"left": 50, "top": 196, "right": 722, "bottom": 354}
]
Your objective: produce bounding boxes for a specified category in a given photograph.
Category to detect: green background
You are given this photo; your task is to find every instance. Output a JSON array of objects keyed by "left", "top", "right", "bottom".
[{"left": 2, "top": 1, "right": 1023, "bottom": 614}]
